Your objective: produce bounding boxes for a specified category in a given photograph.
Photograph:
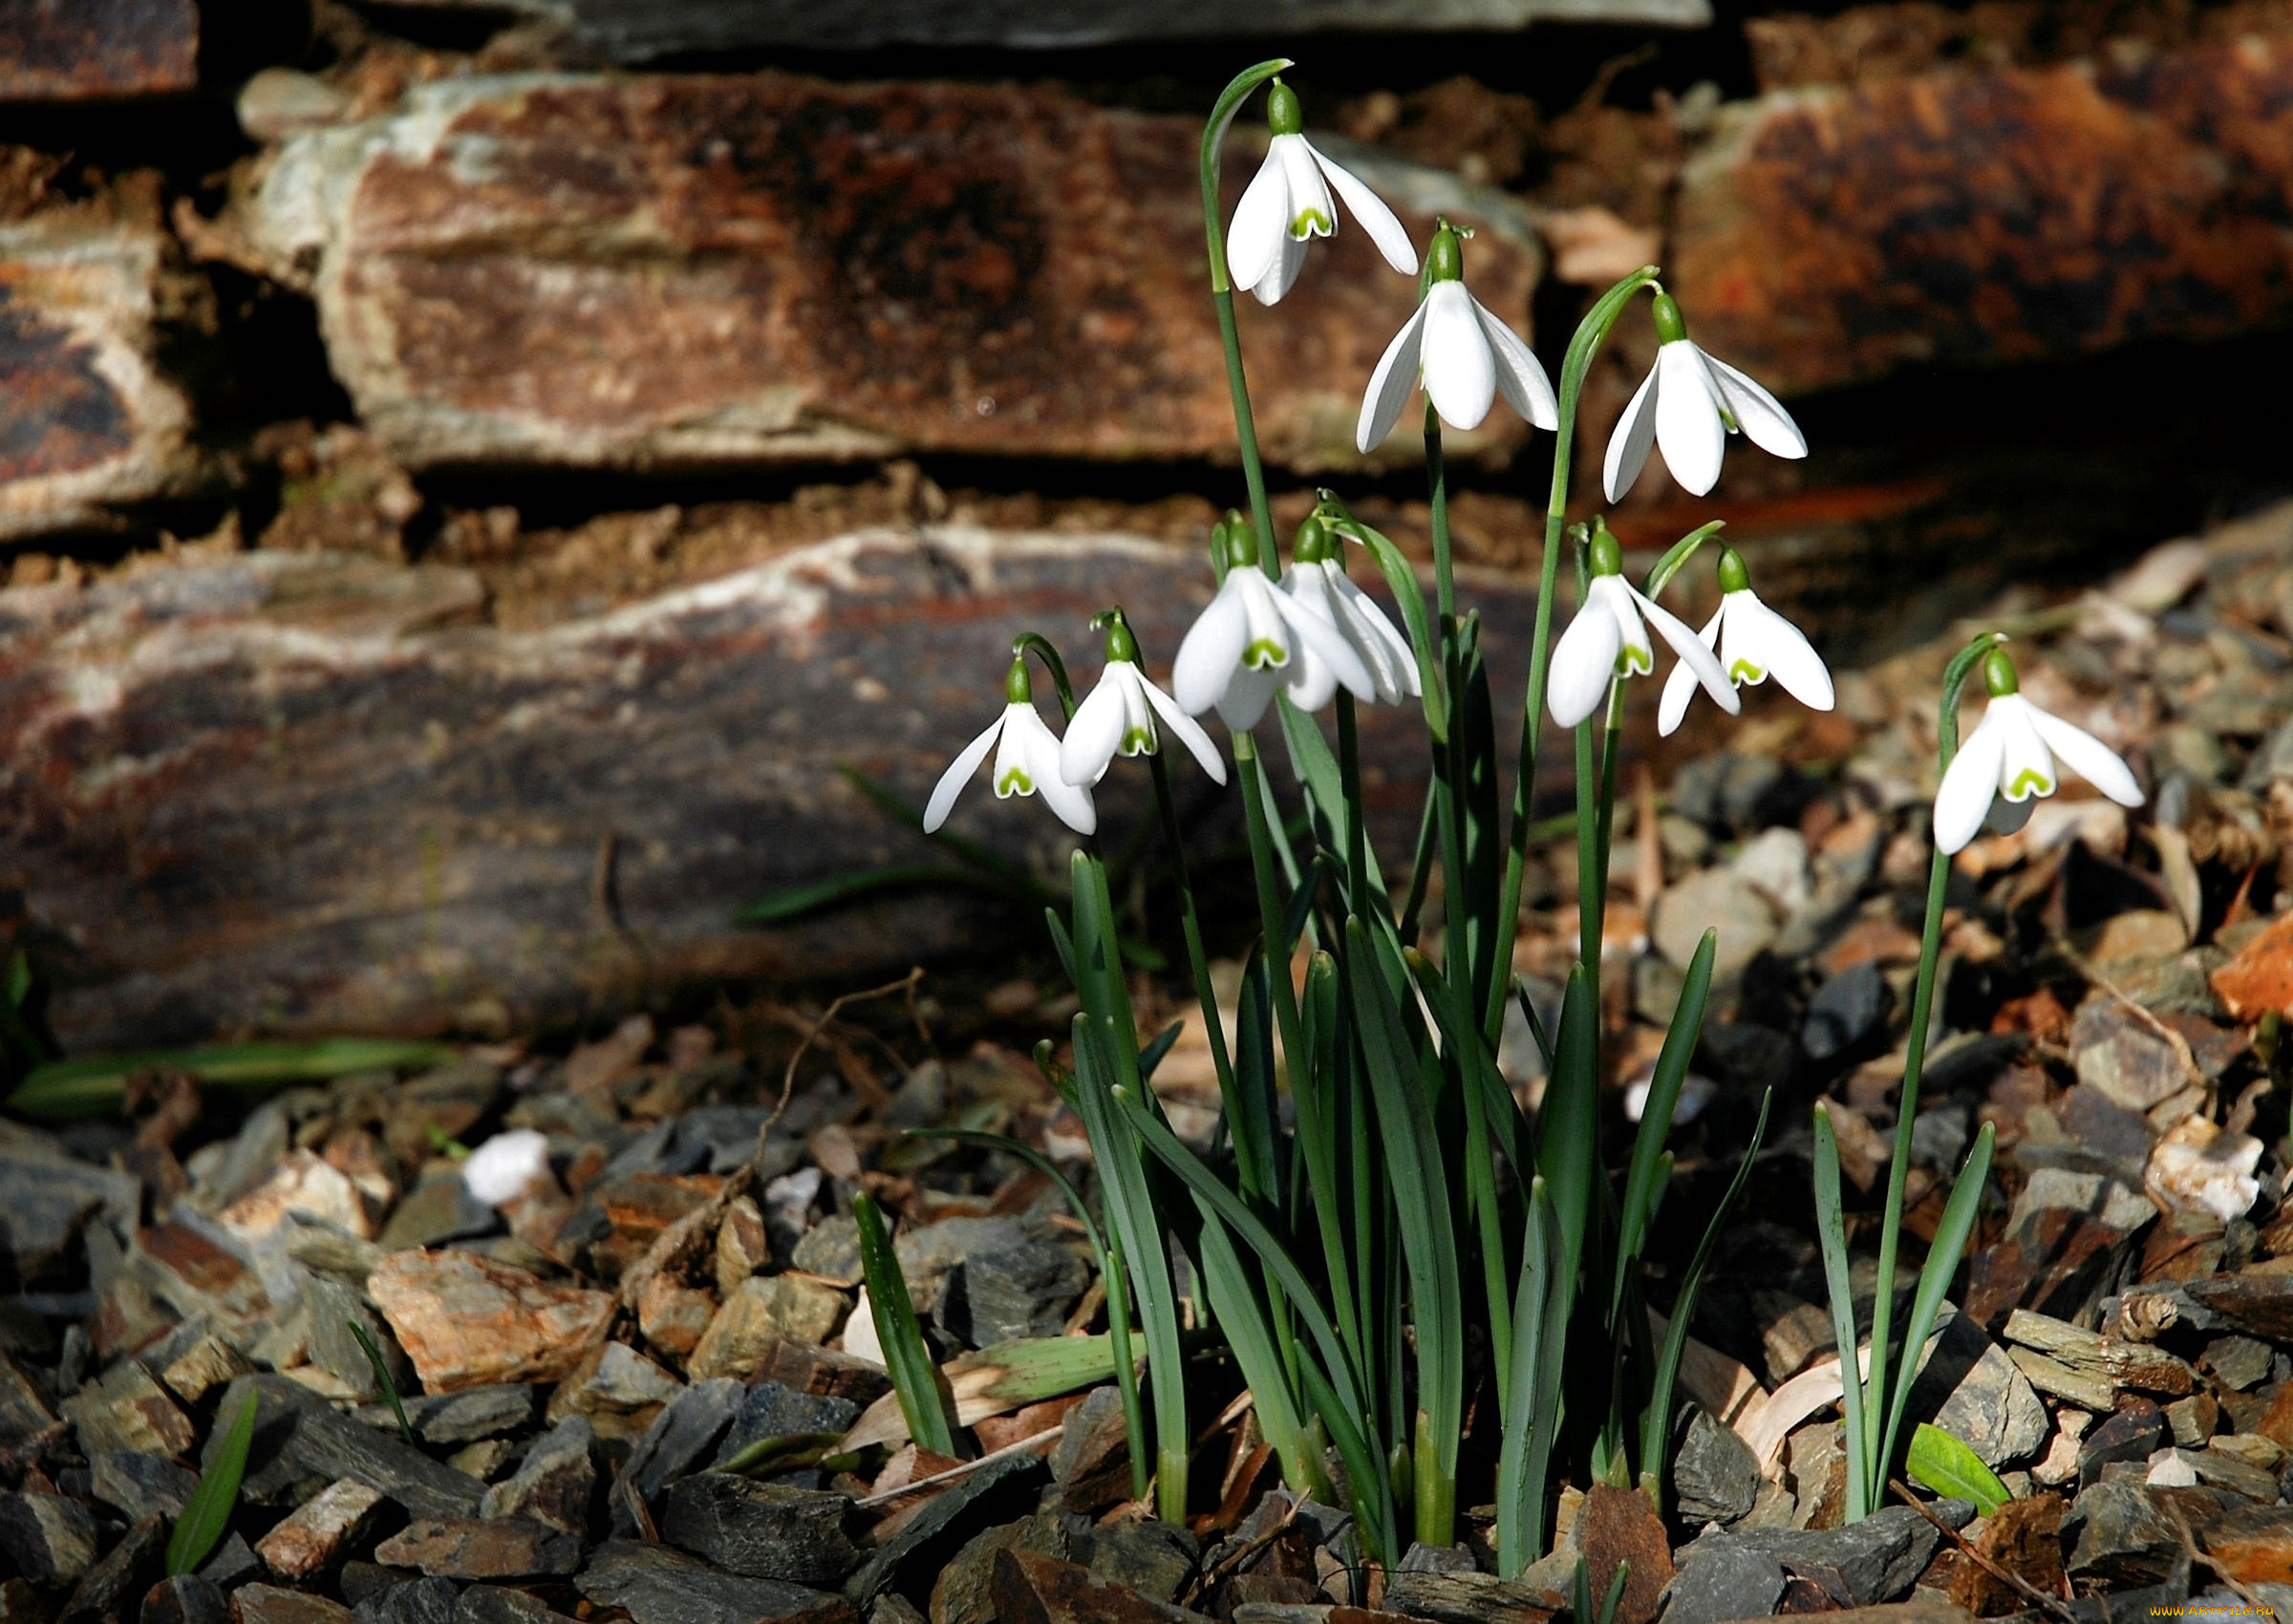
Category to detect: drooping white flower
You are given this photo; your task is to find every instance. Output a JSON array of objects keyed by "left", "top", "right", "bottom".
[
  {"left": 1603, "top": 290, "right": 1807, "bottom": 501},
  {"left": 462, "top": 1129, "right": 552, "bottom": 1207},
  {"left": 1548, "top": 522, "right": 1739, "bottom": 731},
  {"left": 1173, "top": 515, "right": 1378, "bottom": 729},
  {"left": 924, "top": 656, "right": 1096, "bottom": 837},
  {"left": 1277, "top": 516, "right": 1421, "bottom": 709},
  {"left": 1659, "top": 545, "right": 1835, "bottom": 736},
  {"left": 1227, "top": 79, "right": 1418, "bottom": 306},
  {"left": 1060, "top": 614, "right": 1229, "bottom": 787},
  {"left": 1933, "top": 650, "right": 2142, "bottom": 855},
  {"left": 1357, "top": 220, "right": 1558, "bottom": 454}
]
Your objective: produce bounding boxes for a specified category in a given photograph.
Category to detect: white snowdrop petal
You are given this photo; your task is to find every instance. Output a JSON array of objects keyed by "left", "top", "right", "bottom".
[
  {"left": 923, "top": 712, "right": 1004, "bottom": 832},
  {"left": 1933, "top": 712, "right": 2007, "bottom": 854},
  {"left": 1276, "top": 135, "right": 1335, "bottom": 237},
  {"left": 1251, "top": 230, "right": 1311, "bottom": 306},
  {"left": 462, "top": 1129, "right": 552, "bottom": 1207},
  {"left": 1549, "top": 596, "right": 1623, "bottom": 729},
  {"left": 1215, "top": 664, "right": 1282, "bottom": 731},
  {"left": 1703, "top": 353, "right": 1809, "bottom": 459},
  {"left": 1658, "top": 605, "right": 1724, "bottom": 737},
  {"left": 1278, "top": 588, "right": 1378, "bottom": 702},
  {"left": 1725, "top": 591, "right": 1833, "bottom": 710},
  {"left": 1061, "top": 671, "right": 1130, "bottom": 786},
  {"left": 1173, "top": 579, "right": 1251, "bottom": 715},
  {"left": 1421, "top": 282, "right": 1497, "bottom": 433},
  {"left": 2028, "top": 708, "right": 2144, "bottom": 808},
  {"left": 1654, "top": 342, "right": 1726, "bottom": 496},
  {"left": 1603, "top": 363, "right": 1661, "bottom": 503},
  {"left": 1637, "top": 584, "right": 1739, "bottom": 715},
  {"left": 1993, "top": 697, "right": 2057, "bottom": 803},
  {"left": 1226, "top": 147, "right": 1291, "bottom": 294},
  {"left": 1357, "top": 303, "right": 1429, "bottom": 453},
  {"left": 1600, "top": 577, "right": 1654, "bottom": 675},
  {"left": 1007, "top": 706, "right": 1094, "bottom": 834},
  {"left": 1143, "top": 677, "right": 1228, "bottom": 784},
  {"left": 1470, "top": 295, "right": 1560, "bottom": 430},
  {"left": 1307, "top": 141, "right": 1419, "bottom": 273}
]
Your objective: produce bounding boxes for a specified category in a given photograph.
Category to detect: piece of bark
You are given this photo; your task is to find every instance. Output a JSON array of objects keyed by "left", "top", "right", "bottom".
[
  {"left": 1671, "top": 35, "right": 2293, "bottom": 395},
  {"left": 0, "top": 185, "right": 198, "bottom": 540},
  {"left": 235, "top": 73, "right": 1541, "bottom": 476},
  {"left": 0, "top": 0, "right": 196, "bottom": 100}
]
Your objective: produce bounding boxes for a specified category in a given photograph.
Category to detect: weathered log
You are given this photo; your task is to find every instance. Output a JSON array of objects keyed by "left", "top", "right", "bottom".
[
  {"left": 0, "top": 187, "right": 198, "bottom": 542},
  {"left": 393, "top": 0, "right": 1711, "bottom": 57},
  {"left": 0, "top": 0, "right": 196, "bottom": 102},
  {"left": 1670, "top": 32, "right": 2293, "bottom": 395},
  {"left": 234, "top": 73, "right": 1541, "bottom": 476},
  {"left": 0, "top": 530, "right": 1542, "bottom": 1050}
]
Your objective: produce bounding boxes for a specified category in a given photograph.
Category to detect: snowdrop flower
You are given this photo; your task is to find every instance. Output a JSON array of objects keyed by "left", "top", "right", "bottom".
[
  {"left": 1357, "top": 220, "right": 1559, "bottom": 454},
  {"left": 1228, "top": 79, "right": 1418, "bottom": 305},
  {"left": 924, "top": 655, "right": 1096, "bottom": 837},
  {"left": 1060, "top": 612, "right": 1228, "bottom": 788},
  {"left": 1549, "top": 523, "right": 1739, "bottom": 731},
  {"left": 1279, "top": 515, "right": 1420, "bottom": 708},
  {"left": 1659, "top": 546, "right": 1834, "bottom": 736},
  {"left": 1933, "top": 649, "right": 2142, "bottom": 855},
  {"left": 1603, "top": 290, "right": 1807, "bottom": 501},
  {"left": 462, "top": 1129, "right": 552, "bottom": 1207},
  {"left": 1173, "top": 514, "right": 1378, "bottom": 730}
]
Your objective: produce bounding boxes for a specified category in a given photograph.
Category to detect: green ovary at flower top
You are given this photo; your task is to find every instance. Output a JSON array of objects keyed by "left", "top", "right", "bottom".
[
  {"left": 1605, "top": 288, "right": 1808, "bottom": 501},
  {"left": 1357, "top": 218, "right": 1559, "bottom": 453},
  {"left": 1658, "top": 545, "right": 1837, "bottom": 736},
  {"left": 1932, "top": 646, "right": 2145, "bottom": 853}
]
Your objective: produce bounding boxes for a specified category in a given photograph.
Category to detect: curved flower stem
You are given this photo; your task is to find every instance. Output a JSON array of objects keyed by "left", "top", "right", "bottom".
[
  {"left": 1861, "top": 630, "right": 2004, "bottom": 1500},
  {"left": 1200, "top": 59, "right": 1293, "bottom": 573},
  {"left": 1482, "top": 267, "right": 1662, "bottom": 1045}
]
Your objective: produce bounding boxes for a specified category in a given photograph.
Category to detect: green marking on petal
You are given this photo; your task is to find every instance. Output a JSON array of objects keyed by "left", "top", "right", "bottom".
[
  {"left": 1121, "top": 726, "right": 1156, "bottom": 757},
  {"left": 1289, "top": 207, "right": 1333, "bottom": 237},
  {"left": 1728, "top": 659, "right": 1765, "bottom": 684},
  {"left": 1616, "top": 646, "right": 1652, "bottom": 677},
  {"left": 996, "top": 766, "right": 1034, "bottom": 796},
  {"left": 2006, "top": 769, "right": 2052, "bottom": 800},
  {"left": 1244, "top": 638, "right": 1288, "bottom": 670}
]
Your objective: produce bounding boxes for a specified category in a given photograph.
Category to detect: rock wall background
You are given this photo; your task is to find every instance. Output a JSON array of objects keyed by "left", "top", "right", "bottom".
[{"left": 3, "top": 0, "right": 2291, "bottom": 1046}]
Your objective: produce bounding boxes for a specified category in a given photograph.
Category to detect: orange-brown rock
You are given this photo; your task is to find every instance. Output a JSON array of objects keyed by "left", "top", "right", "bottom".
[
  {"left": 368, "top": 1250, "right": 615, "bottom": 1393},
  {"left": 0, "top": 0, "right": 196, "bottom": 100},
  {"left": 2214, "top": 911, "right": 2293, "bottom": 1019},
  {"left": 1569, "top": 1484, "right": 1675, "bottom": 1624},
  {"left": 239, "top": 73, "right": 1541, "bottom": 475},
  {"left": 1671, "top": 35, "right": 2293, "bottom": 395}
]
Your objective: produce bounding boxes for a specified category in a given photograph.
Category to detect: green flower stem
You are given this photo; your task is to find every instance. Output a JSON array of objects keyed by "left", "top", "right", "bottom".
[
  {"left": 1575, "top": 710, "right": 1603, "bottom": 980},
  {"left": 1590, "top": 678, "right": 1627, "bottom": 963},
  {"left": 1235, "top": 730, "right": 1365, "bottom": 1377},
  {"left": 1425, "top": 399, "right": 1456, "bottom": 623},
  {"left": 1861, "top": 822, "right": 1949, "bottom": 1491},
  {"left": 1199, "top": 59, "right": 1292, "bottom": 571},
  {"left": 1425, "top": 407, "right": 1474, "bottom": 1012},
  {"left": 1483, "top": 267, "right": 1662, "bottom": 1044},
  {"left": 1860, "top": 630, "right": 2002, "bottom": 1501},
  {"left": 1147, "top": 747, "right": 1252, "bottom": 1187}
]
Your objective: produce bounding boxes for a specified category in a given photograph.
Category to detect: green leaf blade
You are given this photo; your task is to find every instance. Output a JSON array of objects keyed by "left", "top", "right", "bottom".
[
  {"left": 1906, "top": 1422, "right": 2011, "bottom": 1516},
  {"left": 168, "top": 1386, "right": 257, "bottom": 1575}
]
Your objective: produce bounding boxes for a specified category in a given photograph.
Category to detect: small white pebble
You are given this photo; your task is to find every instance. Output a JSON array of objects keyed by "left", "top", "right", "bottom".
[
  {"left": 842, "top": 1286, "right": 887, "bottom": 1366},
  {"left": 2145, "top": 1448, "right": 2199, "bottom": 1488},
  {"left": 461, "top": 1129, "right": 552, "bottom": 1207}
]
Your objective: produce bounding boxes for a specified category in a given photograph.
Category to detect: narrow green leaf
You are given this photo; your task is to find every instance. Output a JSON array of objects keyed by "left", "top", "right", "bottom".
[
  {"left": 1879, "top": 1122, "right": 1997, "bottom": 1488},
  {"left": 734, "top": 864, "right": 1015, "bottom": 925},
  {"left": 1641, "top": 520, "right": 1727, "bottom": 602},
  {"left": 12, "top": 1038, "right": 457, "bottom": 1119},
  {"left": 346, "top": 1320, "right": 414, "bottom": 1444},
  {"left": 853, "top": 1190, "right": 959, "bottom": 1457},
  {"left": 1641, "top": 1089, "right": 1772, "bottom": 1485},
  {"left": 1497, "top": 1177, "right": 1556, "bottom": 1575},
  {"left": 1906, "top": 1421, "right": 2011, "bottom": 1515},
  {"left": 1615, "top": 930, "right": 1717, "bottom": 1314},
  {"left": 1194, "top": 1213, "right": 1318, "bottom": 1497},
  {"left": 168, "top": 1386, "right": 257, "bottom": 1574},
  {"left": 713, "top": 1430, "right": 850, "bottom": 1477},
  {"left": 1538, "top": 968, "right": 1600, "bottom": 1282},
  {"left": 1811, "top": 1103, "right": 1874, "bottom": 1521},
  {"left": 1326, "top": 515, "right": 1447, "bottom": 737},
  {"left": 1137, "top": 1021, "right": 1185, "bottom": 1081}
]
